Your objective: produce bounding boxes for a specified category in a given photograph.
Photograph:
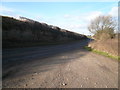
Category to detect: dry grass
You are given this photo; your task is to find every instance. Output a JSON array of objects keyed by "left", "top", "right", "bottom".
[{"left": 88, "top": 38, "right": 118, "bottom": 56}]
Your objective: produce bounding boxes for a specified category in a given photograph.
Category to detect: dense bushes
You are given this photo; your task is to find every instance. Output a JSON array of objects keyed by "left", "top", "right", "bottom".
[
  {"left": 93, "top": 28, "right": 115, "bottom": 40},
  {"left": 2, "top": 16, "right": 87, "bottom": 48}
]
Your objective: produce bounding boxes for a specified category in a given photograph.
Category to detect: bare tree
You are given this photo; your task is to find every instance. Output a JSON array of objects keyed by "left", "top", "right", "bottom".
[
  {"left": 88, "top": 15, "right": 116, "bottom": 34},
  {"left": 88, "top": 15, "right": 116, "bottom": 40}
]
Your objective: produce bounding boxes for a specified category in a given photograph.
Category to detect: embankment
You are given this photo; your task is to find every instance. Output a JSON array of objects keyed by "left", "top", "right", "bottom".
[
  {"left": 2, "top": 16, "right": 87, "bottom": 48},
  {"left": 88, "top": 38, "right": 119, "bottom": 59}
]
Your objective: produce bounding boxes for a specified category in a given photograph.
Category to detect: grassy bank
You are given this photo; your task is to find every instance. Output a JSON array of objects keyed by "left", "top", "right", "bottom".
[{"left": 85, "top": 46, "right": 120, "bottom": 61}]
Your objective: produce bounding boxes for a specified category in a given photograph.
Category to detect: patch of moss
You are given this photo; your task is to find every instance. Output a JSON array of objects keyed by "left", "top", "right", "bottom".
[{"left": 84, "top": 46, "right": 92, "bottom": 51}]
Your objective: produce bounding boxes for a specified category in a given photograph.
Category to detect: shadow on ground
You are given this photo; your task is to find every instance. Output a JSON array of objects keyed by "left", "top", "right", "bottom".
[{"left": 2, "top": 39, "right": 91, "bottom": 80}]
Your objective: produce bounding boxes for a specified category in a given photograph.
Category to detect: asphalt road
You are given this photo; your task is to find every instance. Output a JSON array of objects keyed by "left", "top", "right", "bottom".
[{"left": 3, "top": 39, "right": 118, "bottom": 88}]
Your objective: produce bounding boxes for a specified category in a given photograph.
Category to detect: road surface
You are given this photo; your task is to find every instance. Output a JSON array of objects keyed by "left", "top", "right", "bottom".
[{"left": 3, "top": 39, "right": 118, "bottom": 88}]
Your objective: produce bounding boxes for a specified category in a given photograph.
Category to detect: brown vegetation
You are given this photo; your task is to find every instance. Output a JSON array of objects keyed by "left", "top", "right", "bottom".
[{"left": 88, "top": 38, "right": 118, "bottom": 56}]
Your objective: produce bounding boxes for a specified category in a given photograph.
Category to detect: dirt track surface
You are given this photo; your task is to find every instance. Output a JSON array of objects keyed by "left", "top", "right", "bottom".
[{"left": 3, "top": 39, "right": 118, "bottom": 88}]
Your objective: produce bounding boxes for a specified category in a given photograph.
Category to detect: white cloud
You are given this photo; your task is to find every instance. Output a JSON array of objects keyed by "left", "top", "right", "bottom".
[
  {"left": 34, "top": 15, "right": 44, "bottom": 22},
  {"left": 60, "top": 7, "right": 119, "bottom": 35},
  {"left": 0, "top": 6, "right": 33, "bottom": 20},
  {"left": 63, "top": 11, "right": 102, "bottom": 21},
  {"left": 0, "top": 5, "right": 18, "bottom": 18},
  {"left": 59, "top": 11, "right": 103, "bottom": 35},
  {"left": 64, "top": 14, "right": 71, "bottom": 18},
  {"left": 109, "top": 7, "right": 118, "bottom": 17},
  {"left": 85, "top": 11, "right": 102, "bottom": 21},
  {"left": 0, "top": 6, "right": 14, "bottom": 13}
]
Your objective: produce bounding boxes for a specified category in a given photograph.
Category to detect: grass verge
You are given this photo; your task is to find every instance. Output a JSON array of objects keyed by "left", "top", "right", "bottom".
[{"left": 84, "top": 46, "right": 120, "bottom": 61}]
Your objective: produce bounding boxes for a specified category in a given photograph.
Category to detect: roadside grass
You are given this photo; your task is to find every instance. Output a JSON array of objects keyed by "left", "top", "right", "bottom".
[{"left": 84, "top": 46, "right": 120, "bottom": 61}]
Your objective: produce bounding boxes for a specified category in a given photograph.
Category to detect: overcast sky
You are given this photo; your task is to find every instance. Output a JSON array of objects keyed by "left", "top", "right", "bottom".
[{"left": 0, "top": 2, "right": 118, "bottom": 35}]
